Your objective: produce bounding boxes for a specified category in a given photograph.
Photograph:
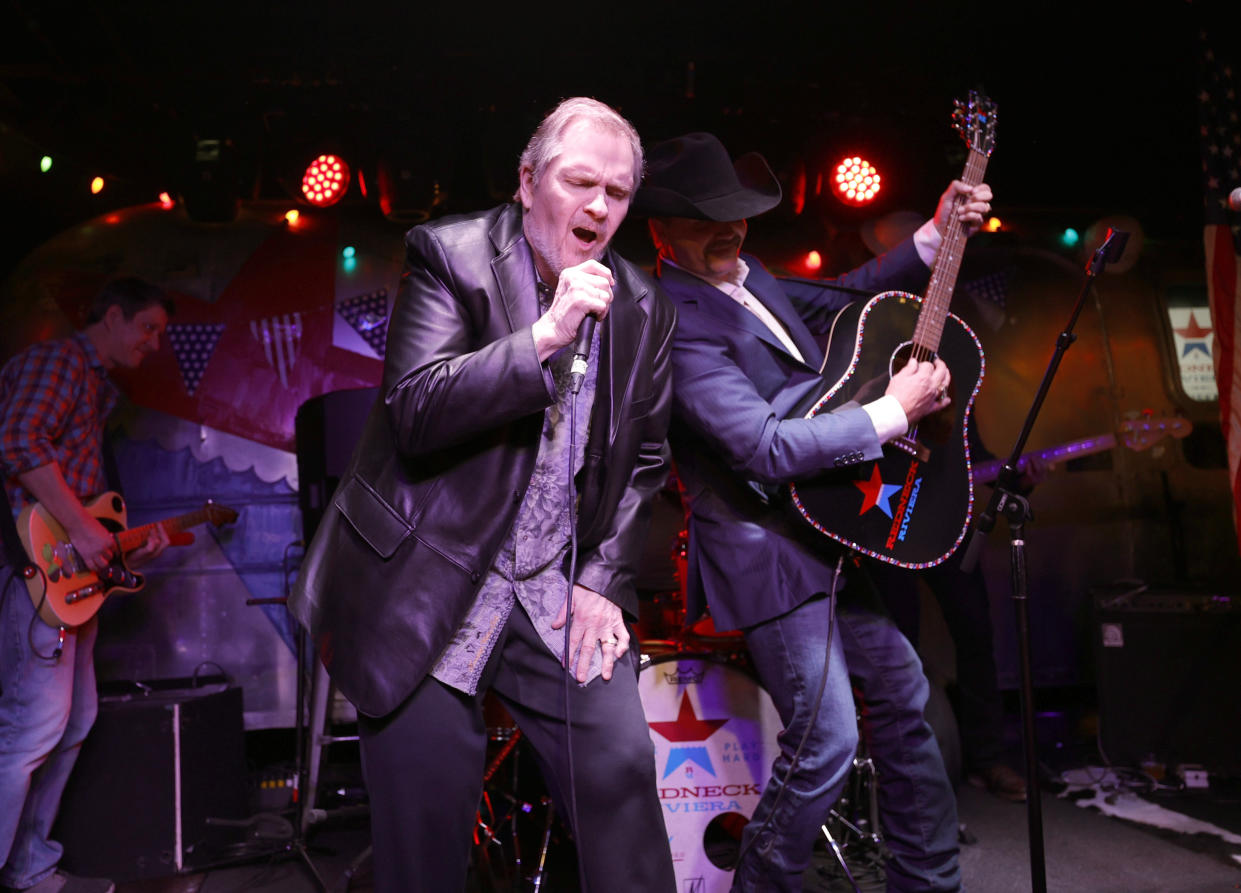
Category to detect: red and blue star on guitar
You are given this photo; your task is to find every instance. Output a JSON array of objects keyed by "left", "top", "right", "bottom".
[
  {"left": 854, "top": 459, "right": 926, "bottom": 552},
  {"left": 854, "top": 464, "right": 903, "bottom": 517}
]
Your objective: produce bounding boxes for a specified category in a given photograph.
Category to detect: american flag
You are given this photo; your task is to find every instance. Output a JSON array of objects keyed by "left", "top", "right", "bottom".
[{"left": 1200, "top": 32, "right": 1241, "bottom": 554}]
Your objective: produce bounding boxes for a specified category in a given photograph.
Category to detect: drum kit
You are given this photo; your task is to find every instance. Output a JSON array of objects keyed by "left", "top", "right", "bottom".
[{"left": 471, "top": 499, "right": 890, "bottom": 893}]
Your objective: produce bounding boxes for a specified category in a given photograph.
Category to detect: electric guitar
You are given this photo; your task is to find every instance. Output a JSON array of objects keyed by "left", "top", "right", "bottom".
[
  {"left": 788, "top": 91, "right": 996, "bottom": 568},
  {"left": 972, "top": 415, "right": 1191, "bottom": 485},
  {"left": 17, "top": 491, "right": 238, "bottom": 628}
]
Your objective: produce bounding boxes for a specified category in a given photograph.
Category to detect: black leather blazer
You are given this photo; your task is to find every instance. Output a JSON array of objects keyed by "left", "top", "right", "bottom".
[{"left": 288, "top": 203, "right": 675, "bottom": 717}]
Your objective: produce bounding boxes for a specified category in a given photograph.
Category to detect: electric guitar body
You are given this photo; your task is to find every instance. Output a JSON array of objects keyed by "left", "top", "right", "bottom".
[{"left": 17, "top": 491, "right": 237, "bottom": 628}]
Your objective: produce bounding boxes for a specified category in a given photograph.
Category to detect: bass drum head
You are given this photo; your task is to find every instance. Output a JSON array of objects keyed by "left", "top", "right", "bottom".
[{"left": 639, "top": 653, "right": 782, "bottom": 892}]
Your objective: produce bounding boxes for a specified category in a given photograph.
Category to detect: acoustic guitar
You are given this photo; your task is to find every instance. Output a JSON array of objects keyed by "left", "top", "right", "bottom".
[
  {"left": 788, "top": 91, "right": 996, "bottom": 568},
  {"left": 17, "top": 490, "right": 238, "bottom": 628}
]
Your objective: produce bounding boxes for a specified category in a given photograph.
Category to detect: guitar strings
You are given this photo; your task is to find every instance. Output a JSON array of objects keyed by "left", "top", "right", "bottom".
[{"left": 911, "top": 146, "right": 988, "bottom": 367}]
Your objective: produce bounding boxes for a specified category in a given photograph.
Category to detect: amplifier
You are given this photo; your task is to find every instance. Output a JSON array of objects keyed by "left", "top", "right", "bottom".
[
  {"left": 1093, "top": 589, "right": 1241, "bottom": 775},
  {"left": 53, "top": 685, "right": 248, "bottom": 880}
]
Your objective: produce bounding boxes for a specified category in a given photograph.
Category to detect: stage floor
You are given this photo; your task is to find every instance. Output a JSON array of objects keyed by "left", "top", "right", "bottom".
[
  {"left": 104, "top": 689, "right": 1241, "bottom": 893},
  {"left": 111, "top": 769, "right": 1241, "bottom": 893}
]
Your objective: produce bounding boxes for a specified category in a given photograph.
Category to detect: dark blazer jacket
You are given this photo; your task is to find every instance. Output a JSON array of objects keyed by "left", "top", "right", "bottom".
[
  {"left": 659, "top": 242, "right": 930, "bottom": 631},
  {"left": 288, "top": 203, "right": 675, "bottom": 718}
]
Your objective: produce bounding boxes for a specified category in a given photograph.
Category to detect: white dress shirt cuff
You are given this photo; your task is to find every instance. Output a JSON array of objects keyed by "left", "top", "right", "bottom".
[
  {"left": 862, "top": 395, "right": 909, "bottom": 443},
  {"left": 913, "top": 219, "right": 942, "bottom": 268}
]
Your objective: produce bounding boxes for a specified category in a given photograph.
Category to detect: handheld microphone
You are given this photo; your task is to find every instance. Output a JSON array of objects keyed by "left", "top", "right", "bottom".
[{"left": 569, "top": 314, "right": 596, "bottom": 394}]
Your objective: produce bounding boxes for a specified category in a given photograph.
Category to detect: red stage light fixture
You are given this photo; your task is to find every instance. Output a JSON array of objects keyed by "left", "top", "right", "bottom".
[
  {"left": 832, "top": 156, "right": 881, "bottom": 206},
  {"left": 803, "top": 250, "right": 823, "bottom": 272},
  {"left": 301, "top": 154, "right": 351, "bottom": 207}
]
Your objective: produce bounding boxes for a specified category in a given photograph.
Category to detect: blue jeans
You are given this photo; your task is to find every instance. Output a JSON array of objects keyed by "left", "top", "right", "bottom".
[
  {"left": 870, "top": 553, "right": 1006, "bottom": 773},
  {"left": 0, "top": 568, "right": 100, "bottom": 890},
  {"left": 734, "top": 583, "right": 960, "bottom": 892}
]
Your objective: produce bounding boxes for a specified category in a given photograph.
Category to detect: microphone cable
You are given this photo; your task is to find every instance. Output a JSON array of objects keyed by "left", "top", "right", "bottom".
[
  {"left": 732, "top": 552, "right": 845, "bottom": 872},
  {"left": 561, "top": 371, "right": 589, "bottom": 892}
]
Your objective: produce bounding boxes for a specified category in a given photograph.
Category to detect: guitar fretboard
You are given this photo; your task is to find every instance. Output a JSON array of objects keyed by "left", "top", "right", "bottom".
[
  {"left": 911, "top": 146, "right": 990, "bottom": 357},
  {"left": 116, "top": 505, "right": 219, "bottom": 553},
  {"left": 972, "top": 434, "right": 1118, "bottom": 485}
]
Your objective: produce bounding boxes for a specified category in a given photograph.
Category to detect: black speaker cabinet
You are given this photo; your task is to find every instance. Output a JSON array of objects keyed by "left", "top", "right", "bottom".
[
  {"left": 53, "top": 685, "right": 248, "bottom": 880},
  {"left": 1094, "top": 590, "right": 1241, "bottom": 775},
  {"left": 295, "top": 386, "right": 378, "bottom": 541}
]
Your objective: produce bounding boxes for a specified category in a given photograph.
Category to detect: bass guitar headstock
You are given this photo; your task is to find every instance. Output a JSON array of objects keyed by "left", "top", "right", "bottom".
[
  {"left": 1120, "top": 414, "right": 1192, "bottom": 451},
  {"left": 205, "top": 501, "right": 240, "bottom": 527},
  {"left": 952, "top": 90, "right": 998, "bottom": 157}
]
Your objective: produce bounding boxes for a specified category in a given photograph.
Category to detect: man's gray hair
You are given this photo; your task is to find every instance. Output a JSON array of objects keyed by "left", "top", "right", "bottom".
[{"left": 514, "top": 97, "right": 643, "bottom": 199}]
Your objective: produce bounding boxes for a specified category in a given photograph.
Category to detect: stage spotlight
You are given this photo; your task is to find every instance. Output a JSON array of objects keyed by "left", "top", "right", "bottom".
[
  {"left": 302, "top": 154, "right": 351, "bottom": 207},
  {"left": 90, "top": 176, "right": 105, "bottom": 194},
  {"left": 832, "top": 156, "right": 881, "bottom": 206},
  {"left": 40, "top": 156, "right": 52, "bottom": 173}
]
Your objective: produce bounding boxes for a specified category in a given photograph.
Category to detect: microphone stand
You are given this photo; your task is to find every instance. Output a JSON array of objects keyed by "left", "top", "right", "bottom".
[{"left": 959, "top": 228, "right": 1129, "bottom": 893}]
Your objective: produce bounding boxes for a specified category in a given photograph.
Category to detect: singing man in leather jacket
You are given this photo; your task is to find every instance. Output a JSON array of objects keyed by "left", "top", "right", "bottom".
[{"left": 288, "top": 98, "right": 676, "bottom": 892}]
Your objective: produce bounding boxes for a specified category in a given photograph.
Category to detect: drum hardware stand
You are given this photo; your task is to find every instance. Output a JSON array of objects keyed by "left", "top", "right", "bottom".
[
  {"left": 472, "top": 724, "right": 560, "bottom": 893},
  {"left": 819, "top": 738, "right": 889, "bottom": 892},
  {"left": 234, "top": 542, "right": 371, "bottom": 893},
  {"left": 473, "top": 728, "right": 525, "bottom": 890},
  {"left": 230, "top": 592, "right": 342, "bottom": 892},
  {"left": 299, "top": 622, "right": 372, "bottom": 893},
  {"left": 960, "top": 227, "right": 1130, "bottom": 893},
  {"left": 529, "top": 796, "right": 556, "bottom": 893}
]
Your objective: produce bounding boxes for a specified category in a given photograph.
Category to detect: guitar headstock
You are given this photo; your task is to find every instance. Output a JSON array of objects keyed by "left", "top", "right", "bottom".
[
  {"left": 1120, "top": 414, "right": 1192, "bottom": 451},
  {"left": 952, "top": 90, "right": 998, "bottom": 157},
  {"left": 205, "top": 501, "right": 240, "bottom": 527}
]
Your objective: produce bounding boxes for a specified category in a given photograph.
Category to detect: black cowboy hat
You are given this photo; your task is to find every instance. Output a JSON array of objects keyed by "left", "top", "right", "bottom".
[{"left": 632, "top": 132, "right": 782, "bottom": 221}]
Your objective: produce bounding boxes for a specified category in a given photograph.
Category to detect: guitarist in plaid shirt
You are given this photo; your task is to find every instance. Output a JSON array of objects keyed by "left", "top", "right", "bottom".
[{"left": 0, "top": 278, "right": 172, "bottom": 893}]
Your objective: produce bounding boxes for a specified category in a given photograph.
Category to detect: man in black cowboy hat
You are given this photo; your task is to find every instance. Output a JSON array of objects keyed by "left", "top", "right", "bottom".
[{"left": 634, "top": 131, "right": 991, "bottom": 892}]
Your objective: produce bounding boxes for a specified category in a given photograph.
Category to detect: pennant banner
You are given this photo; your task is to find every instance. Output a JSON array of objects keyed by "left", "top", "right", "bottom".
[
  {"left": 250, "top": 313, "right": 303, "bottom": 389},
  {"left": 337, "top": 289, "right": 390, "bottom": 358},
  {"left": 964, "top": 269, "right": 1009, "bottom": 309},
  {"left": 167, "top": 322, "right": 225, "bottom": 396},
  {"left": 962, "top": 268, "right": 1011, "bottom": 333}
]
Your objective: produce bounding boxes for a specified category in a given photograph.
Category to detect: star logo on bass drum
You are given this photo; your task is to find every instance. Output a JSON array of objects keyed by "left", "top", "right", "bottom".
[{"left": 648, "top": 693, "right": 729, "bottom": 778}]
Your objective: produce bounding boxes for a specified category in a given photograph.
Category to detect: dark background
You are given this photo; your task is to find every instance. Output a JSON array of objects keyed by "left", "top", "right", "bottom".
[
  {"left": 3, "top": 0, "right": 1239, "bottom": 758},
  {"left": 1, "top": 0, "right": 1231, "bottom": 277}
]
